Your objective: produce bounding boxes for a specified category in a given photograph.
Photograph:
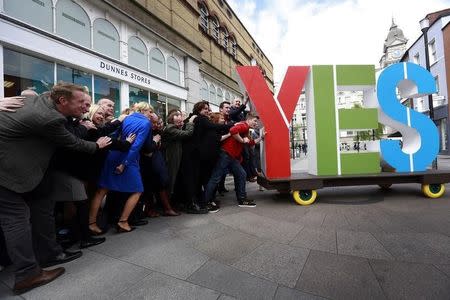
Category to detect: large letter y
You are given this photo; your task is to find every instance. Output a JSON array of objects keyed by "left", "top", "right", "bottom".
[{"left": 236, "top": 66, "right": 310, "bottom": 179}]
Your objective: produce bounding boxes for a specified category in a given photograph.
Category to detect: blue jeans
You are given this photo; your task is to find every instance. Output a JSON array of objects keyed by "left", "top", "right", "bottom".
[{"left": 204, "top": 152, "right": 247, "bottom": 204}]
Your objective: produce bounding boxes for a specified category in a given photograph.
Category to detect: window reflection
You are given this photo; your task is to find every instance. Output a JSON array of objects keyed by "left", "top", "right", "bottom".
[
  {"left": 3, "top": 48, "right": 54, "bottom": 96},
  {"left": 57, "top": 64, "right": 92, "bottom": 94},
  {"left": 129, "top": 85, "right": 149, "bottom": 108},
  {"left": 94, "top": 75, "right": 120, "bottom": 117}
]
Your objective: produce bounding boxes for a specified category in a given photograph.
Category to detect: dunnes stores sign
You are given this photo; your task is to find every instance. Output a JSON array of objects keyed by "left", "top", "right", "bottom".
[{"left": 99, "top": 61, "right": 151, "bottom": 85}]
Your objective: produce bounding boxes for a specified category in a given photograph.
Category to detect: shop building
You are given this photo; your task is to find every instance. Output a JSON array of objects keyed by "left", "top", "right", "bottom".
[{"left": 0, "top": 0, "right": 273, "bottom": 117}]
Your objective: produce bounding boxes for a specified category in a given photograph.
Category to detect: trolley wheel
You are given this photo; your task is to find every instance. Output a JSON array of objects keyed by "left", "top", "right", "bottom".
[
  {"left": 292, "top": 190, "right": 317, "bottom": 206},
  {"left": 421, "top": 183, "right": 445, "bottom": 198},
  {"left": 378, "top": 184, "right": 392, "bottom": 190}
]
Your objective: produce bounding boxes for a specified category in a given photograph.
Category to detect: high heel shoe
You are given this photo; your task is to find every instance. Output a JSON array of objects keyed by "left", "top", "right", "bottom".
[
  {"left": 116, "top": 220, "right": 135, "bottom": 233},
  {"left": 89, "top": 222, "right": 104, "bottom": 236}
]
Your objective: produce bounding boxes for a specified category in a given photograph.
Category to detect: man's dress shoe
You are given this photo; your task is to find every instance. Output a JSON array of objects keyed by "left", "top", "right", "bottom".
[
  {"left": 13, "top": 267, "right": 65, "bottom": 294},
  {"left": 80, "top": 237, "right": 105, "bottom": 249},
  {"left": 41, "top": 250, "right": 82, "bottom": 268}
]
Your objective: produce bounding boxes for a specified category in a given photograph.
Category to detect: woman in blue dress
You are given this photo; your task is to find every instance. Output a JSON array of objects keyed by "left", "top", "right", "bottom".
[{"left": 89, "top": 102, "right": 152, "bottom": 233}]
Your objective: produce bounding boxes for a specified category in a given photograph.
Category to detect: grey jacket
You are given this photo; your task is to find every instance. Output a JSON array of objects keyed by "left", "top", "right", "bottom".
[{"left": 0, "top": 94, "right": 97, "bottom": 193}]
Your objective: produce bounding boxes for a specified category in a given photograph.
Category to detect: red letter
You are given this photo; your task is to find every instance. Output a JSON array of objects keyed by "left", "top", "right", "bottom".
[{"left": 236, "top": 66, "right": 310, "bottom": 179}]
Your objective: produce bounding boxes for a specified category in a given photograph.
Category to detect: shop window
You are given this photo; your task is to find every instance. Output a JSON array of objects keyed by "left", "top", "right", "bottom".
[
  {"left": 150, "top": 92, "right": 166, "bottom": 118},
  {"left": 57, "top": 64, "right": 92, "bottom": 94},
  {"left": 93, "top": 19, "right": 120, "bottom": 60},
  {"left": 167, "top": 56, "right": 180, "bottom": 84},
  {"left": 225, "top": 91, "right": 231, "bottom": 101},
  {"left": 128, "top": 36, "right": 148, "bottom": 71},
  {"left": 94, "top": 75, "right": 120, "bottom": 117},
  {"left": 217, "top": 88, "right": 223, "bottom": 102},
  {"left": 3, "top": 48, "right": 54, "bottom": 97},
  {"left": 56, "top": 0, "right": 90, "bottom": 48},
  {"left": 4, "top": 0, "right": 52, "bottom": 32},
  {"left": 149, "top": 48, "right": 165, "bottom": 78},
  {"left": 201, "top": 80, "right": 208, "bottom": 100},
  {"left": 209, "top": 83, "right": 216, "bottom": 104},
  {"left": 167, "top": 97, "right": 182, "bottom": 117},
  {"left": 129, "top": 85, "right": 149, "bottom": 108}
]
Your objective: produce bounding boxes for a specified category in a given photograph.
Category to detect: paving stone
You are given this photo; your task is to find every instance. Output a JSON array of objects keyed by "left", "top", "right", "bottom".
[
  {"left": 337, "top": 230, "right": 394, "bottom": 260},
  {"left": 371, "top": 232, "right": 450, "bottom": 264},
  {"left": 296, "top": 250, "right": 385, "bottom": 300},
  {"left": 217, "top": 294, "right": 237, "bottom": 300},
  {"left": 233, "top": 242, "right": 310, "bottom": 288},
  {"left": 160, "top": 213, "right": 214, "bottom": 229},
  {"left": 342, "top": 210, "right": 384, "bottom": 232},
  {"left": 434, "top": 264, "right": 450, "bottom": 278},
  {"left": 0, "top": 282, "right": 21, "bottom": 300},
  {"left": 274, "top": 286, "right": 327, "bottom": 300},
  {"left": 92, "top": 229, "right": 209, "bottom": 279},
  {"left": 188, "top": 260, "right": 277, "bottom": 300},
  {"left": 215, "top": 211, "right": 303, "bottom": 244},
  {"left": 176, "top": 221, "right": 233, "bottom": 244},
  {"left": 22, "top": 250, "right": 150, "bottom": 299},
  {"left": 115, "top": 272, "right": 220, "bottom": 300},
  {"left": 364, "top": 207, "right": 419, "bottom": 233},
  {"left": 194, "top": 230, "right": 263, "bottom": 264},
  {"left": 321, "top": 213, "right": 353, "bottom": 230},
  {"left": 91, "top": 229, "right": 172, "bottom": 259},
  {"left": 370, "top": 259, "right": 450, "bottom": 300},
  {"left": 412, "top": 232, "right": 450, "bottom": 255},
  {"left": 296, "top": 210, "right": 327, "bottom": 228},
  {"left": 290, "top": 227, "right": 337, "bottom": 253},
  {"left": 122, "top": 238, "right": 208, "bottom": 279}
]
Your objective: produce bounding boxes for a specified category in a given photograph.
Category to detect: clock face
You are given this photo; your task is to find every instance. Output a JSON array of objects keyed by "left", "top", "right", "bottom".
[{"left": 392, "top": 49, "right": 402, "bottom": 58}]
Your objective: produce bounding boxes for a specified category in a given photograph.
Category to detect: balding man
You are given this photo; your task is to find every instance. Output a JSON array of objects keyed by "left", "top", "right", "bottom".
[
  {"left": 97, "top": 98, "right": 115, "bottom": 122},
  {"left": 229, "top": 96, "right": 249, "bottom": 123},
  {"left": 20, "top": 89, "right": 38, "bottom": 97}
]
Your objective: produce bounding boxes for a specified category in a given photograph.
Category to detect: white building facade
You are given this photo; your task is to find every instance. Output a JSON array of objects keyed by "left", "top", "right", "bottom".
[
  {"left": 0, "top": 0, "right": 243, "bottom": 118},
  {"left": 403, "top": 12, "right": 450, "bottom": 153}
]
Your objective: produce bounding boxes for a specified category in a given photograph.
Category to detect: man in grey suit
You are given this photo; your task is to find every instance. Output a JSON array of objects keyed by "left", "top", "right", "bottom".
[{"left": 0, "top": 82, "right": 111, "bottom": 294}]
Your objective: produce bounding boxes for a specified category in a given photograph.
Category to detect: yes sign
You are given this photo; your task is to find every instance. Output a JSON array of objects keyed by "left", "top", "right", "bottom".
[{"left": 236, "top": 63, "right": 439, "bottom": 179}]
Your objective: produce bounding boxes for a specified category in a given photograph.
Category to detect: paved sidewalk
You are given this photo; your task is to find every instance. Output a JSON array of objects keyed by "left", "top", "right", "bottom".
[{"left": 1, "top": 160, "right": 449, "bottom": 299}]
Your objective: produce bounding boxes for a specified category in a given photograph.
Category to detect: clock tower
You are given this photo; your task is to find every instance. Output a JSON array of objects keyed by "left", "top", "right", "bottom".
[{"left": 379, "top": 18, "right": 408, "bottom": 68}]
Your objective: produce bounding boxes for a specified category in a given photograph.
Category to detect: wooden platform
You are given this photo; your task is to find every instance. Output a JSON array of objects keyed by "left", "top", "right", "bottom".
[{"left": 257, "top": 170, "right": 450, "bottom": 192}]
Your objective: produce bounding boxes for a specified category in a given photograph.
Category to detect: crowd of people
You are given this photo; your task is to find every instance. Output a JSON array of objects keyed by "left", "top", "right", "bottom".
[{"left": 0, "top": 82, "right": 264, "bottom": 294}]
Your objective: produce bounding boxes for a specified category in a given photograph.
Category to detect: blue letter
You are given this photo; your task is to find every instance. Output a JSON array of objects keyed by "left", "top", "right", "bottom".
[{"left": 377, "top": 63, "right": 439, "bottom": 172}]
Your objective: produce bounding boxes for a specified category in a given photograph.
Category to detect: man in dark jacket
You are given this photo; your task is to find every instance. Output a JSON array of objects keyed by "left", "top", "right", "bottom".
[
  {"left": 229, "top": 96, "right": 249, "bottom": 123},
  {"left": 0, "top": 83, "right": 111, "bottom": 294}
]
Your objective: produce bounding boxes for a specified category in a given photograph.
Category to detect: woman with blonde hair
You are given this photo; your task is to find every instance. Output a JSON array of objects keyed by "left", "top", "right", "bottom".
[
  {"left": 89, "top": 102, "right": 152, "bottom": 233},
  {"left": 87, "top": 104, "right": 106, "bottom": 127}
]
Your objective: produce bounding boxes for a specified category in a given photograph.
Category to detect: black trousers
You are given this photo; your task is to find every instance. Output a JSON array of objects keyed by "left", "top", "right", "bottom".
[{"left": 0, "top": 182, "right": 62, "bottom": 283}]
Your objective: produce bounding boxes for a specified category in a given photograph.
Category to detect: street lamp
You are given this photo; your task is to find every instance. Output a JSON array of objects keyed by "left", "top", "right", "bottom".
[{"left": 420, "top": 16, "right": 438, "bottom": 169}]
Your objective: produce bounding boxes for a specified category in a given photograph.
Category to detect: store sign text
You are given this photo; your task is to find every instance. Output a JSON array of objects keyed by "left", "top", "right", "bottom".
[{"left": 99, "top": 61, "right": 151, "bottom": 85}]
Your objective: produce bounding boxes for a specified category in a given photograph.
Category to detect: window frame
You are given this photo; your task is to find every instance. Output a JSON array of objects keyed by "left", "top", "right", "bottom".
[{"left": 199, "top": 3, "right": 209, "bottom": 32}]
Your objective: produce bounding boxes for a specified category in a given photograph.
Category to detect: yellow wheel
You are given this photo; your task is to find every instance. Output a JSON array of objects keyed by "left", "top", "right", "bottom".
[
  {"left": 378, "top": 184, "right": 392, "bottom": 190},
  {"left": 422, "top": 183, "right": 445, "bottom": 198},
  {"left": 292, "top": 190, "right": 317, "bottom": 206}
]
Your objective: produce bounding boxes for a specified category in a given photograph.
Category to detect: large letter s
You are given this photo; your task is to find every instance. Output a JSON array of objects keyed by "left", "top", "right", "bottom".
[{"left": 378, "top": 62, "right": 439, "bottom": 172}]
